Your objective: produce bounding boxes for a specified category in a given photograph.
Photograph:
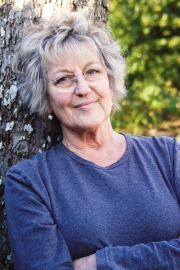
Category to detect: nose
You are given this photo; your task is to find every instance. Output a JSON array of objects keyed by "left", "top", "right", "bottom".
[{"left": 74, "top": 74, "right": 91, "bottom": 96}]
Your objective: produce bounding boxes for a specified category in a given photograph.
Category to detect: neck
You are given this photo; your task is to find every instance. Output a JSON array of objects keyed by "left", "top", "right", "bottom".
[
  {"left": 61, "top": 118, "right": 126, "bottom": 167},
  {"left": 62, "top": 118, "right": 116, "bottom": 151}
]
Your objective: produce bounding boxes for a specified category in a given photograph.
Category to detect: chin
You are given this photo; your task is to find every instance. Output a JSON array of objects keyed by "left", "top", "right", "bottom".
[{"left": 75, "top": 118, "right": 108, "bottom": 132}]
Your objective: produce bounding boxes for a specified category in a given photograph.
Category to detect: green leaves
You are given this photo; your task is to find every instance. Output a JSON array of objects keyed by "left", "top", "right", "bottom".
[{"left": 109, "top": 0, "right": 180, "bottom": 137}]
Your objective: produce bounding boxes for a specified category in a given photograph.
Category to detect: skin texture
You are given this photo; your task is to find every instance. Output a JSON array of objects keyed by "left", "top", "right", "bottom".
[
  {"left": 47, "top": 46, "right": 113, "bottom": 136},
  {"left": 73, "top": 254, "right": 97, "bottom": 270}
]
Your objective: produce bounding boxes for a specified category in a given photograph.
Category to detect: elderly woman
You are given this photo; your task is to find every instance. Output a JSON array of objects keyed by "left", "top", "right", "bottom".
[{"left": 5, "top": 8, "right": 180, "bottom": 270}]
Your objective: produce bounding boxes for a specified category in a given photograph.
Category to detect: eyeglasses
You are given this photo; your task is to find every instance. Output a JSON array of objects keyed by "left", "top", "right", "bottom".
[{"left": 48, "top": 68, "right": 106, "bottom": 91}]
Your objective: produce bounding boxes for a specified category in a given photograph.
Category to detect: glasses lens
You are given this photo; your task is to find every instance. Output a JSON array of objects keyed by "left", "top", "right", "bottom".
[
  {"left": 54, "top": 75, "right": 75, "bottom": 88},
  {"left": 85, "top": 69, "right": 102, "bottom": 81}
]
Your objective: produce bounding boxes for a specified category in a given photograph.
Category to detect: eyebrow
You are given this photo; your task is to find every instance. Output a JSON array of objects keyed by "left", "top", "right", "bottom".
[{"left": 51, "top": 62, "right": 101, "bottom": 76}]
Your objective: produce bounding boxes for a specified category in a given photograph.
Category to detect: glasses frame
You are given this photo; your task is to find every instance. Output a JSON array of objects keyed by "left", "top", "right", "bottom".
[{"left": 47, "top": 67, "right": 107, "bottom": 91}]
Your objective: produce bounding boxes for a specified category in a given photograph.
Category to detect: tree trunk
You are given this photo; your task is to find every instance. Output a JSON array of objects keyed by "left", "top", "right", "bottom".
[{"left": 0, "top": 0, "right": 109, "bottom": 268}]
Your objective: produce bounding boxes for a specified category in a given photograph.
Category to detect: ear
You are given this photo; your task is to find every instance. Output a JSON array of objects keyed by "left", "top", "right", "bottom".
[
  {"left": 47, "top": 108, "right": 53, "bottom": 115},
  {"left": 45, "top": 99, "right": 53, "bottom": 115}
]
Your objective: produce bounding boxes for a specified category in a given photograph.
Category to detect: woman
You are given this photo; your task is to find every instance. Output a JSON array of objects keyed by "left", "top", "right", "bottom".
[{"left": 5, "top": 8, "right": 180, "bottom": 270}]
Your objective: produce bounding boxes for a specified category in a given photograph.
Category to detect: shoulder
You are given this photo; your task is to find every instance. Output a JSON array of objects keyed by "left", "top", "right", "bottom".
[
  {"left": 6, "top": 143, "right": 60, "bottom": 185},
  {"left": 127, "top": 133, "right": 178, "bottom": 150},
  {"left": 125, "top": 133, "right": 179, "bottom": 161},
  {"left": 124, "top": 134, "right": 180, "bottom": 186}
]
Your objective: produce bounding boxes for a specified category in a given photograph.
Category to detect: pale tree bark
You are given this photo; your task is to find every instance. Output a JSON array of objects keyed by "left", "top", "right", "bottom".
[{"left": 0, "top": 0, "right": 109, "bottom": 268}]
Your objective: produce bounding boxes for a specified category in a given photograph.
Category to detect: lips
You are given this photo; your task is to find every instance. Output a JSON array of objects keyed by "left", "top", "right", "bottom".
[{"left": 74, "top": 101, "right": 96, "bottom": 108}]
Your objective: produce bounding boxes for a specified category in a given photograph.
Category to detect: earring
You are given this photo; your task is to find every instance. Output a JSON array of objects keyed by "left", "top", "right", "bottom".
[{"left": 47, "top": 114, "right": 53, "bottom": 120}]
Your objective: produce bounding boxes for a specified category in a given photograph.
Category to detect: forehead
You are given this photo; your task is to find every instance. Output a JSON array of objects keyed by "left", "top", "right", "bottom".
[{"left": 46, "top": 41, "right": 104, "bottom": 70}]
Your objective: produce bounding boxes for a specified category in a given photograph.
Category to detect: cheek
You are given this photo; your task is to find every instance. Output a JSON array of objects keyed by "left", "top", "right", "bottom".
[
  {"left": 110, "top": 88, "right": 114, "bottom": 100},
  {"left": 102, "top": 84, "right": 113, "bottom": 101},
  {"left": 48, "top": 93, "right": 70, "bottom": 109},
  {"left": 101, "top": 78, "right": 112, "bottom": 96}
]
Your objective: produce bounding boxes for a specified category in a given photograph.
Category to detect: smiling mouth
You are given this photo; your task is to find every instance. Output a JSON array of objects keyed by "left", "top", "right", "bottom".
[{"left": 74, "top": 101, "right": 97, "bottom": 109}]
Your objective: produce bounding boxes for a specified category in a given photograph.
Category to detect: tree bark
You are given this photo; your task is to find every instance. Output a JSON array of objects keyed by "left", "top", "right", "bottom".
[{"left": 0, "top": 0, "right": 109, "bottom": 268}]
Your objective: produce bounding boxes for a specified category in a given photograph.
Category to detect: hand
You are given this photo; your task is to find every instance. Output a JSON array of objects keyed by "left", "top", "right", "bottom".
[{"left": 73, "top": 254, "right": 97, "bottom": 270}]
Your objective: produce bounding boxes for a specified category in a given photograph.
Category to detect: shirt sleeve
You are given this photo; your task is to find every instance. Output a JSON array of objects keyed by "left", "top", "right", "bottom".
[
  {"left": 173, "top": 139, "right": 180, "bottom": 205},
  {"left": 96, "top": 138, "right": 180, "bottom": 270},
  {"left": 5, "top": 166, "right": 74, "bottom": 270},
  {"left": 96, "top": 239, "right": 180, "bottom": 269}
]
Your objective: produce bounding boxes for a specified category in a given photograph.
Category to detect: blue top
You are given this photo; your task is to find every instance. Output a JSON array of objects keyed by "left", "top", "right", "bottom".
[{"left": 5, "top": 134, "right": 180, "bottom": 270}]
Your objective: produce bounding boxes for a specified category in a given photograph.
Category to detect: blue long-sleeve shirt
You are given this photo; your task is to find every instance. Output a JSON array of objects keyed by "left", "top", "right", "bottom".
[{"left": 5, "top": 134, "right": 180, "bottom": 269}]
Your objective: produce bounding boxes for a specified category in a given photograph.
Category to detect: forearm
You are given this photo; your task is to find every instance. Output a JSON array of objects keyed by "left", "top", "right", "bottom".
[{"left": 73, "top": 254, "right": 97, "bottom": 270}]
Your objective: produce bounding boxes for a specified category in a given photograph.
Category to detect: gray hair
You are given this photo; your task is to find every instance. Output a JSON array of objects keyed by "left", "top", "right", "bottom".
[{"left": 13, "top": 8, "right": 126, "bottom": 116}]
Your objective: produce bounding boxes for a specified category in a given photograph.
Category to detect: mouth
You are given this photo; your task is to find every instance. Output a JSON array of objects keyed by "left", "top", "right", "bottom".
[{"left": 74, "top": 101, "right": 97, "bottom": 109}]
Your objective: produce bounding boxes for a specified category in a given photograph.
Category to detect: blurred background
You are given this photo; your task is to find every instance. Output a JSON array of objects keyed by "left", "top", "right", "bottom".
[{"left": 108, "top": 0, "right": 180, "bottom": 139}]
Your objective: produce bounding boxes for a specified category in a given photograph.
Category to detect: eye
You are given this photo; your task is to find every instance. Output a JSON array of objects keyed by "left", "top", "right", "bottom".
[
  {"left": 86, "top": 69, "right": 100, "bottom": 75},
  {"left": 85, "top": 68, "right": 102, "bottom": 81},
  {"left": 54, "top": 75, "right": 74, "bottom": 86}
]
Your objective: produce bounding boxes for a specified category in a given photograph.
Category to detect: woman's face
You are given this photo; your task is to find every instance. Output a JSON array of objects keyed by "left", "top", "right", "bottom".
[{"left": 46, "top": 45, "right": 113, "bottom": 134}]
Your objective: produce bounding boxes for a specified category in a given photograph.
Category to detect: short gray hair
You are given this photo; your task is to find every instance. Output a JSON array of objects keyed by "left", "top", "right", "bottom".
[{"left": 13, "top": 8, "right": 126, "bottom": 116}]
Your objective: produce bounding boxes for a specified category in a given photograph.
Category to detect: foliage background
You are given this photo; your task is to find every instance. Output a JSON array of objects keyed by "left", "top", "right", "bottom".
[{"left": 109, "top": 0, "right": 180, "bottom": 138}]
